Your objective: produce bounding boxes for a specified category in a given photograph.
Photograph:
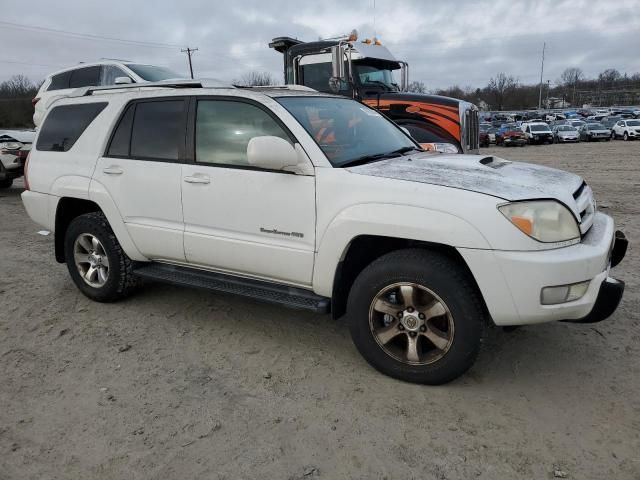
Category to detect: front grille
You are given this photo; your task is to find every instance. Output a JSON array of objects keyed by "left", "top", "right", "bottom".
[
  {"left": 464, "top": 108, "right": 479, "bottom": 151},
  {"left": 574, "top": 181, "right": 595, "bottom": 235}
]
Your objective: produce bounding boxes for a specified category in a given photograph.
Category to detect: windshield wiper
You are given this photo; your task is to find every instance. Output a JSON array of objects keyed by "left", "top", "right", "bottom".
[{"left": 340, "top": 146, "right": 420, "bottom": 168}]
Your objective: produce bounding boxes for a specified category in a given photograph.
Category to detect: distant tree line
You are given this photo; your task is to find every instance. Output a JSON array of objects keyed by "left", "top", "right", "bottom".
[
  {"left": 408, "top": 68, "right": 640, "bottom": 110},
  {"left": 0, "top": 75, "right": 39, "bottom": 128}
]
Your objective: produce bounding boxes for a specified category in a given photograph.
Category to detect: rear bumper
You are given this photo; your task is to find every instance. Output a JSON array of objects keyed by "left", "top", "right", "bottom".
[{"left": 459, "top": 212, "right": 626, "bottom": 326}]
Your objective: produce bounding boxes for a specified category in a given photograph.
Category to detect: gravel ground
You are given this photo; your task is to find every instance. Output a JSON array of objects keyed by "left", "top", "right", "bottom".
[{"left": 1, "top": 140, "right": 639, "bottom": 479}]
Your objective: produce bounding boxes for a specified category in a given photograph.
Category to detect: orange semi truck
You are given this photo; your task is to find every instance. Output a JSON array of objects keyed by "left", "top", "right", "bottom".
[{"left": 269, "top": 31, "right": 479, "bottom": 153}]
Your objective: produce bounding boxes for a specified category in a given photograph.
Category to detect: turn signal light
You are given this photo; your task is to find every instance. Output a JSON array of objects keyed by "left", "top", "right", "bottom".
[
  {"left": 348, "top": 29, "right": 358, "bottom": 42},
  {"left": 510, "top": 216, "right": 533, "bottom": 235}
]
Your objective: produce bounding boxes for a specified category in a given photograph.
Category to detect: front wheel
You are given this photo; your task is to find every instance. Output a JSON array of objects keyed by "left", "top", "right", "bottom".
[
  {"left": 347, "top": 249, "right": 485, "bottom": 384},
  {"left": 64, "top": 212, "right": 140, "bottom": 302},
  {"left": 623, "top": 132, "right": 629, "bottom": 141}
]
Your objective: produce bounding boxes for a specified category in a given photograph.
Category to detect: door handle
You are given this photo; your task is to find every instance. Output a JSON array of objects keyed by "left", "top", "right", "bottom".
[
  {"left": 103, "top": 166, "right": 123, "bottom": 175},
  {"left": 183, "top": 175, "right": 210, "bottom": 184}
]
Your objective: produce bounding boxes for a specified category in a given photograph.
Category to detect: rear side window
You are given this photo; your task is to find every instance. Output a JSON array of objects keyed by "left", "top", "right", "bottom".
[
  {"left": 47, "top": 71, "right": 72, "bottom": 91},
  {"left": 36, "top": 103, "right": 107, "bottom": 152},
  {"left": 69, "top": 66, "right": 101, "bottom": 88},
  {"left": 129, "top": 100, "right": 185, "bottom": 161},
  {"left": 107, "top": 104, "right": 135, "bottom": 157}
]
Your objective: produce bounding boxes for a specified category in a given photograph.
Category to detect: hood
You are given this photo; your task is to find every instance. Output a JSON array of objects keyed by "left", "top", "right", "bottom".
[
  {"left": 0, "top": 130, "right": 36, "bottom": 143},
  {"left": 347, "top": 153, "right": 584, "bottom": 216}
]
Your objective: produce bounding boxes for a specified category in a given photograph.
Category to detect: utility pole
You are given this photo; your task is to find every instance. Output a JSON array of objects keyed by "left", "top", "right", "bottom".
[
  {"left": 181, "top": 47, "right": 198, "bottom": 79},
  {"left": 546, "top": 80, "right": 550, "bottom": 109},
  {"left": 538, "top": 42, "right": 546, "bottom": 110}
]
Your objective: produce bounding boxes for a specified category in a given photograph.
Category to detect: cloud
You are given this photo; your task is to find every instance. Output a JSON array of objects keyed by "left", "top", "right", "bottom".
[{"left": 0, "top": 0, "right": 638, "bottom": 90}]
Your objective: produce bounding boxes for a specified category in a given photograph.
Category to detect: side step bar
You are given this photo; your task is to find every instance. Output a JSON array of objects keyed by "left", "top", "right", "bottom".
[{"left": 133, "top": 263, "right": 330, "bottom": 314}]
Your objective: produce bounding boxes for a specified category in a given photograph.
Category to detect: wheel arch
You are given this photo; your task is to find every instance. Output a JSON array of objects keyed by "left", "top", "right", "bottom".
[{"left": 329, "top": 235, "right": 489, "bottom": 321}]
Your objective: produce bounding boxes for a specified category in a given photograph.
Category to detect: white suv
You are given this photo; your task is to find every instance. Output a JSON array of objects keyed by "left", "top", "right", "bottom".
[
  {"left": 32, "top": 60, "right": 184, "bottom": 127},
  {"left": 611, "top": 119, "right": 640, "bottom": 140},
  {"left": 21, "top": 80, "right": 627, "bottom": 384}
]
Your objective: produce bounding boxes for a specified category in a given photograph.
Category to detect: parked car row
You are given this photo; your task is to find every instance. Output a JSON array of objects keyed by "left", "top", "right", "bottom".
[
  {"left": 0, "top": 129, "right": 35, "bottom": 188},
  {"left": 480, "top": 117, "right": 640, "bottom": 147}
]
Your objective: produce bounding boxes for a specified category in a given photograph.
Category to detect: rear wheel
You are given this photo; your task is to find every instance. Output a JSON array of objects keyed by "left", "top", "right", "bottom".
[
  {"left": 0, "top": 179, "right": 13, "bottom": 189},
  {"left": 64, "top": 212, "right": 139, "bottom": 302},
  {"left": 347, "top": 249, "right": 485, "bottom": 384}
]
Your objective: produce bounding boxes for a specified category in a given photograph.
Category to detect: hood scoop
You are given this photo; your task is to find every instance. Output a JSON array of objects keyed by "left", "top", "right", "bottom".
[{"left": 479, "top": 156, "right": 511, "bottom": 169}]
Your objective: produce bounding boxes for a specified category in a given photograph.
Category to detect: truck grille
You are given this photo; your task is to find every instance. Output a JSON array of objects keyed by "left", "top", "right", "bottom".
[
  {"left": 573, "top": 181, "right": 595, "bottom": 235},
  {"left": 464, "top": 107, "right": 479, "bottom": 152}
]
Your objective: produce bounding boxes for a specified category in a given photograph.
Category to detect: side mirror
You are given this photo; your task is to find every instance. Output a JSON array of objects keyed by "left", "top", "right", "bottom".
[
  {"left": 399, "top": 61, "right": 409, "bottom": 92},
  {"left": 329, "top": 44, "right": 346, "bottom": 92},
  {"left": 247, "top": 136, "right": 298, "bottom": 170},
  {"left": 114, "top": 76, "right": 133, "bottom": 85}
]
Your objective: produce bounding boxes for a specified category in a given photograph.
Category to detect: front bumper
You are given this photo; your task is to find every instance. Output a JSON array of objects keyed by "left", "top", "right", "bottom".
[
  {"left": 558, "top": 136, "right": 579, "bottom": 142},
  {"left": 459, "top": 212, "right": 627, "bottom": 326}
]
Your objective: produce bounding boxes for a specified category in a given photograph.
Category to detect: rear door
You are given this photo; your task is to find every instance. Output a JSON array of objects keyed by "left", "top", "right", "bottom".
[{"left": 93, "top": 98, "right": 187, "bottom": 261}]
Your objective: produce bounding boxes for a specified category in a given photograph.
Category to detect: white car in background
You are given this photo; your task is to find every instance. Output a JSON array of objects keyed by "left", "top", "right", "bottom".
[
  {"left": 32, "top": 60, "right": 185, "bottom": 127},
  {"left": 0, "top": 129, "right": 35, "bottom": 188},
  {"left": 611, "top": 119, "right": 640, "bottom": 140}
]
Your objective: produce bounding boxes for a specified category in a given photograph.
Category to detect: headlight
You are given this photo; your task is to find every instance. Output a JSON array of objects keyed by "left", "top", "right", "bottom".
[
  {"left": 498, "top": 200, "right": 580, "bottom": 243},
  {"left": 419, "top": 142, "right": 459, "bottom": 154},
  {"left": 0, "top": 142, "right": 22, "bottom": 150}
]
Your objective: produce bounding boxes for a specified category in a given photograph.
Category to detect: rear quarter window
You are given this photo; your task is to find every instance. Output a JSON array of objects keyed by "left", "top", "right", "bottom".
[
  {"left": 47, "top": 71, "right": 72, "bottom": 91},
  {"left": 36, "top": 103, "right": 107, "bottom": 152}
]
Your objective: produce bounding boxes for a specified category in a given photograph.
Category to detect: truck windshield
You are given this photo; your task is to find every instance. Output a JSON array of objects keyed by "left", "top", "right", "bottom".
[
  {"left": 277, "top": 96, "right": 418, "bottom": 167},
  {"left": 354, "top": 64, "right": 399, "bottom": 91}
]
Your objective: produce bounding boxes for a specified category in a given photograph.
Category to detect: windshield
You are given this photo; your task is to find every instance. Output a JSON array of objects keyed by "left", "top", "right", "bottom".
[
  {"left": 125, "top": 64, "right": 181, "bottom": 81},
  {"left": 353, "top": 64, "right": 398, "bottom": 91},
  {"left": 627, "top": 120, "right": 640, "bottom": 126},
  {"left": 588, "top": 123, "right": 606, "bottom": 130},
  {"left": 277, "top": 96, "right": 416, "bottom": 167},
  {"left": 530, "top": 124, "right": 550, "bottom": 132},
  {"left": 557, "top": 126, "right": 576, "bottom": 131}
]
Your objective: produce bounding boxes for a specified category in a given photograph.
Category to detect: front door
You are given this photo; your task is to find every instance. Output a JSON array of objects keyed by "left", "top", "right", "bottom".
[
  {"left": 181, "top": 98, "right": 316, "bottom": 286},
  {"left": 93, "top": 98, "right": 187, "bottom": 261}
]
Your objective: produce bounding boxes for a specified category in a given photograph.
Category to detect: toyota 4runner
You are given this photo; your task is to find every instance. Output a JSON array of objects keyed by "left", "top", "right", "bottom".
[{"left": 21, "top": 80, "right": 628, "bottom": 384}]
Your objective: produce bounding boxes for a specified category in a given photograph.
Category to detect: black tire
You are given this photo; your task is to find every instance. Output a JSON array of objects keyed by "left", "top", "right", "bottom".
[
  {"left": 64, "top": 212, "right": 139, "bottom": 302},
  {"left": 0, "top": 178, "right": 13, "bottom": 189},
  {"left": 346, "top": 249, "right": 485, "bottom": 384},
  {"left": 623, "top": 132, "right": 629, "bottom": 141}
]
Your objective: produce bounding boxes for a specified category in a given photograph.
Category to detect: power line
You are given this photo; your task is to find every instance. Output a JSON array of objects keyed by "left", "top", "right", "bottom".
[{"left": 0, "top": 20, "right": 186, "bottom": 49}]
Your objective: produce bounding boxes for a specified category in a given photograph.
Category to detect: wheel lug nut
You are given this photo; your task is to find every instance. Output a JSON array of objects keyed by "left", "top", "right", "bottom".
[
  {"left": 398, "top": 324, "right": 404, "bottom": 330},
  {"left": 420, "top": 325, "right": 426, "bottom": 332},
  {"left": 397, "top": 312, "right": 403, "bottom": 318},
  {"left": 407, "top": 307, "right": 414, "bottom": 313},
  {"left": 409, "top": 331, "right": 417, "bottom": 337},
  {"left": 418, "top": 313, "right": 425, "bottom": 320}
]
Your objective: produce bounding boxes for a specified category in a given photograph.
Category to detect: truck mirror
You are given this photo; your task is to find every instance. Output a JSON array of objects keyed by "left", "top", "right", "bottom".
[
  {"left": 330, "top": 44, "right": 346, "bottom": 91},
  {"left": 399, "top": 62, "right": 409, "bottom": 92}
]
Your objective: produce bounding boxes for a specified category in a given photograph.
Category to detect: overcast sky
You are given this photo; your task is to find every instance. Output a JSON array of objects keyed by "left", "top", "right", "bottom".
[{"left": 1, "top": 0, "right": 639, "bottom": 89}]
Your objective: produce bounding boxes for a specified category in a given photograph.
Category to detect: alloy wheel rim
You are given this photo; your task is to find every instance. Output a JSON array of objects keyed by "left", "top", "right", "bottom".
[
  {"left": 73, "top": 233, "right": 110, "bottom": 288},
  {"left": 368, "top": 282, "right": 454, "bottom": 366}
]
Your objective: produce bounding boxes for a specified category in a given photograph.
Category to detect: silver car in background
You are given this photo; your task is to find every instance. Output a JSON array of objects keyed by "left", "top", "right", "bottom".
[{"left": 553, "top": 125, "right": 580, "bottom": 143}]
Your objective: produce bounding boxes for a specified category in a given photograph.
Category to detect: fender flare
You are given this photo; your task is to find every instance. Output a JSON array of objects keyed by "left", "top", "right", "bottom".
[{"left": 312, "top": 203, "right": 491, "bottom": 296}]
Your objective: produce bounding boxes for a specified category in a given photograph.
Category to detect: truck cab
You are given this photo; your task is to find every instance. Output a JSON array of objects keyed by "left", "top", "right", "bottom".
[{"left": 269, "top": 32, "right": 480, "bottom": 153}]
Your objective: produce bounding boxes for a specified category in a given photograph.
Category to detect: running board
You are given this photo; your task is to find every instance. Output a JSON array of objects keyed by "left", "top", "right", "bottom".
[{"left": 133, "top": 263, "right": 330, "bottom": 314}]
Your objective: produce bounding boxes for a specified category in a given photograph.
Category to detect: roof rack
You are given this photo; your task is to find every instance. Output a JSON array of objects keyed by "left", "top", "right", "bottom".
[
  {"left": 71, "top": 78, "right": 232, "bottom": 97},
  {"left": 233, "top": 84, "right": 317, "bottom": 92}
]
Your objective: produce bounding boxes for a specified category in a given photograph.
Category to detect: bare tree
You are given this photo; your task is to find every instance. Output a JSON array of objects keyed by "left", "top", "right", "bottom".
[
  {"left": 0, "top": 75, "right": 37, "bottom": 98},
  {"left": 560, "top": 68, "right": 584, "bottom": 105},
  {"left": 486, "top": 73, "right": 518, "bottom": 110},
  {"left": 407, "top": 81, "right": 427, "bottom": 93},
  {"left": 598, "top": 69, "right": 621, "bottom": 85},
  {"left": 234, "top": 71, "right": 277, "bottom": 87}
]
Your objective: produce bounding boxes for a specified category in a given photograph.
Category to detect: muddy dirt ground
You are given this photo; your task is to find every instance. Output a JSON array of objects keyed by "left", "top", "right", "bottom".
[{"left": 1, "top": 140, "right": 639, "bottom": 479}]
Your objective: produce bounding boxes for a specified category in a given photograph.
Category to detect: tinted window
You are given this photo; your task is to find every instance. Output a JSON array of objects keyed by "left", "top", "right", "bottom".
[
  {"left": 47, "top": 71, "right": 72, "bottom": 91},
  {"left": 130, "top": 100, "right": 184, "bottom": 160},
  {"left": 36, "top": 103, "right": 107, "bottom": 152},
  {"left": 107, "top": 104, "right": 135, "bottom": 157},
  {"left": 301, "top": 63, "right": 348, "bottom": 92},
  {"left": 125, "top": 64, "right": 180, "bottom": 81},
  {"left": 195, "top": 100, "right": 290, "bottom": 166},
  {"left": 102, "top": 66, "right": 131, "bottom": 86},
  {"left": 69, "top": 66, "right": 101, "bottom": 88}
]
